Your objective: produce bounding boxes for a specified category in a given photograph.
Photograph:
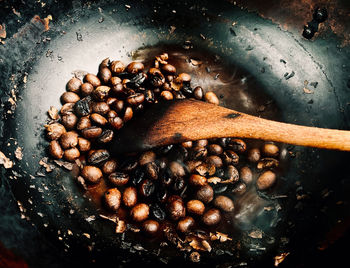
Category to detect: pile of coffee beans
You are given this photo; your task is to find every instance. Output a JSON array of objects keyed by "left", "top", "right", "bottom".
[{"left": 45, "top": 53, "right": 281, "bottom": 241}]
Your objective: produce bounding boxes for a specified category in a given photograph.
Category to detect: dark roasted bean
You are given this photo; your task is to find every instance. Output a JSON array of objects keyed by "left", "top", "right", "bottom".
[
  {"left": 109, "top": 172, "right": 130, "bottom": 186},
  {"left": 149, "top": 68, "right": 165, "bottom": 87},
  {"left": 126, "top": 93, "right": 145, "bottom": 106},
  {"left": 218, "top": 137, "right": 231, "bottom": 148},
  {"left": 162, "top": 82, "right": 172, "bottom": 91},
  {"left": 240, "top": 166, "right": 253, "bottom": 184},
  {"left": 181, "top": 82, "right": 193, "bottom": 96},
  {"left": 214, "top": 168, "right": 225, "bottom": 178},
  {"left": 80, "top": 82, "right": 94, "bottom": 96},
  {"left": 81, "top": 126, "right": 103, "bottom": 139},
  {"left": 60, "top": 103, "right": 75, "bottom": 115},
  {"left": 193, "top": 86, "right": 204, "bottom": 100},
  {"left": 123, "top": 186, "right": 137, "bottom": 207},
  {"left": 60, "top": 131, "right": 78, "bottom": 149},
  {"left": 151, "top": 203, "right": 166, "bottom": 220},
  {"left": 189, "top": 174, "right": 207, "bottom": 186},
  {"left": 157, "top": 144, "right": 173, "bottom": 155},
  {"left": 225, "top": 165, "right": 239, "bottom": 182},
  {"left": 195, "top": 163, "right": 216, "bottom": 177},
  {"left": 169, "top": 161, "right": 186, "bottom": 177},
  {"left": 208, "top": 144, "right": 223, "bottom": 155},
  {"left": 111, "top": 83, "right": 124, "bottom": 95},
  {"left": 139, "top": 179, "right": 155, "bottom": 197},
  {"left": 102, "top": 159, "right": 118, "bottom": 175},
  {"left": 98, "top": 67, "right": 112, "bottom": 84},
  {"left": 256, "top": 170, "right": 276, "bottom": 190},
  {"left": 212, "top": 184, "right": 228, "bottom": 194},
  {"left": 109, "top": 117, "right": 123, "bottom": 130},
  {"left": 45, "top": 123, "right": 66, "bottom": 140},
  {"left": 49, "top": 140, "right": 64, "bottom": 159},
  {"left": 139, "top": 151, "right": 156, "bottom": 166},
  {"left": 145, "top": 162, "right": 159, "bottom": 180},
  {"left": 142, "top": 220, "right": 159, "bottom": 236},
  {"left": 97, "top": 129, "right": 114, "bottom": 143},
  {"left": 78, "top": 137, "right": 91, "bottom": 152},
  {"left": 92, "top": 102, "right": 110, "bottom": 115},
  {"left": 90, "top": 113, "right": 108, "bottom": 126},
  {"left": 168, "top": 146, "right": 188, "bottom": 161},
  {"left": 160, "top": 168, "right": 173, "bottom": 187},
  {"left": 156, "top": 187, "right": 168, "bottom": 204},
  {"left": 206, "top": 155, "right": 223, "bottom": 168},
  {"left": 66, "top": 77, "right": 82, "bottom": 93},
  {"left": 232, "top": 182, "right": 247, "bottom": 195},
  {"left": 92, "top": 86, "right": 110, "bottom": 101},
  {"left": 120, "top": 157, "right": 138, "bottom": 172},
  {"left": 127, "top": 72, "right": 147, "bottom": 89},
  {"left": 247, "top": 148, "right": 261, "bottom": 163},
  {"left": 88, "top": 149, "right": 110, "bottom": 165},
  {"left": 257, "top": 158, "right": 279, "bottom": 170},
  {"left": 262, "top": 143, "right": 279, "bottom": 157},
  {"left": 172, "top": 177, "right": 186, "bottom": 192},
  {"left": 228, "top": 139, "right": 246, "bottom": 153},
  {"left": 74, "top": 96, "right": 92, "bottom": 117},
  {"left": 213, "top": 195, "right": 234, "bottom": 212},
  {"left": 130, "top": 203, "right": 149, "bottom": 222},
  {"left": 195, "top": 184, "right": 214, "bottom": 204},
  {"left": 167, "top": 198, "right": 185, "bottom": 221},
  {"left": 185, "top": 160, "right": 202, "bottom": 173},
  {"left": 76, "top": 116, "right": 91, "bottom": 130},
  {"left": 104, "top": 188, "right": 121, "bottom": 211},
  {"left": 81, "top": 166, "right": 103, "bottom": 184},
  {"left": 222, "top": 150, "right": 239, "bottom": 165},
  {"left": 177, "top": 216, "right": 195, "bottom": 233},
  {"left": 110, "top": 60, "right": 125, "bottom": 74},
  {"left": 191, "top": 146, "right": 208, "bottom": 159},
  {"left": 202, "top": 208, "right": 221, "bottom": 226},
  {"left": 61, "top": 92, "right": 80, "bottom": 104},
  {"left": 131, "top": 167, "right": 145, "bottom": 186},
  {"left": 84, "top": 73, "right": 101, "bottom": 87},
  {"left": 187, "top": 200, "right": 205, "bottom": 215},
  {"left": 127, "top": 62, "right": 144, "bottom": 74}
]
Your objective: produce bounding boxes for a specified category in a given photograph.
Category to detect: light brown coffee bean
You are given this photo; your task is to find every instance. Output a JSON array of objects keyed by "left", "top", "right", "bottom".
[
  {"left": 81, "top": 166, "right": 103, "bottom": 184},
  {"left": 60, "top": 131, "right": 78, "bottom": 149},
  {"left": 78, "top": 137, "right": 91, "bottom": 152},
  {"left": 130, "top": 203, "right": 149, "bottom": 222},
  {"left": 63, "top": 147, "right": 80, "bottom": 161},
  {"left": 84, "top": 73, "right": 101, "bottom": 87},
  {"left": 123, "top": 186, "right": 137, "bottom": 207},
  {"left": 66, "top": 77, "right": 82, "bottom": 93},
  {"left": 204, "top": 91, "right": 219, "bottom": 105},
  {"left": 177, "top": 216, "right": 195, "bottom": 233},
  {"left": 256, "top": 170, "right": 276, "bottom": 190},
  {"left": 61, "top": 92, "right": 80, "bottom": 104},
  {"left": 213, "top": 195, "right": 234, "bottom": 212},
  {"left": 187, "top": 200, "right": 205, "bottom": 215},
  {"left": 104, "top": 188, "right": 121, "bottom": 211},
  {"left": 262, "top": 143, "right": 279, "bottom": 157},
  {"left": 202, "top": 208, "right": 221, "bottom": 226},
  {"left": 240, "top": 166, "right": 253, "bottom": 184},
  {"left": 49, "top": 140, "right": 64, "bottom": 159}
]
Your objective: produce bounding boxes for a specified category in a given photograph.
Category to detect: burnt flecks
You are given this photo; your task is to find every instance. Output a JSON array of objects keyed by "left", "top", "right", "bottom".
[{"left": 302, "top": 7, "right": 328, "bottom": 40}]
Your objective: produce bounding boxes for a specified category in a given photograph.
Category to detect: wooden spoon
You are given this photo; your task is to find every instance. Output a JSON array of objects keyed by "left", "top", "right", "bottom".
[{"left": 111, "top": 99, "right": 350, "bottom": 154}]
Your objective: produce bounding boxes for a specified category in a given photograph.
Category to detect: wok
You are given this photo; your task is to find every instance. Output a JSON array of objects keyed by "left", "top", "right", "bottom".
[{"left": 0, "top": 0, "right": 349, "bottom": 267}]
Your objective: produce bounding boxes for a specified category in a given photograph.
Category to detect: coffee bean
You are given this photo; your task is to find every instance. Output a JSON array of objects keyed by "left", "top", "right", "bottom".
[
  {"left": 193, "top": 86, "right": 204, "bottom": 100},
  {"left": 60, "top": 131, "right": 78, "bottom": 149},
  {"left": 64, "top": 147, "right": 80, "bottom": 161},
  {"left": 229, "top": 139, "right": 246, "bottom": 153},
  {"left": 173, "top": 177, "right": 186, "bottom": 192},
  {"left": 81, "top": 126, "right": 103, "bottom": 139},
  {"left": 149, "top": 68, "right": 165, "bottom": 87},
  {"left": 191, "top": 146, "right": 208, "bottom": 159},
  {"left": 61, "top": 113, "right": 78, "bottom": 130},
  {"left": 60, "top": 103, "right": 75, "bottom": 115},
  {"left": 92, "top": 86, "right": 110, "bottom": 101},
  {"left": 204, "top": 91, "right": 219, "bottom": 105},
  {"left": 208, "top": 144, "right": 223, "bottom": 155},
  {"left": 177, "top": 216, "right": 195, "bottom": 233},
  {"left": 232, "top": 182, "right": 247, "bottom": 195},
  {"left": 126, "top": 93, "right": 145, "bottom": 106},
  {"left": 77, "top": 117, "right": 92, "bottom": 131},
  {"left": 189, "top": 174, "right": 207, "bottom": 186},
  {"left": 109, "top": 172, "right": 129, "bottom": 186},
  {"left": 187, "top": 200, "right": 205, "bottom": 215},
  {"left": 84, "top": 73, "right": 101, "bottom": 87},
  {"left": 247, "top": 148, "right": 261, "bottom": 163},
  {"left": 218, "top": 137, "right": 231, "bottom": 148},
  {"left": 130, "top": 203, "right": 149, "bottom": 222},
  {"left": 167, "top": 198, "right": 185, "bottom": 221},
  {"left": 80, "top": 82, "right": 94, "bottom": 96},
  {"left": 120, "top": 157, "right": 139, "bottom": 172},
  {"left": 181, "top": 141, "right": 193, "bottom": 149},
  {"left": 110, "top": 60, "right": 125, "bottom": 74},
  {"left": 225, "top": 165, "right": 239, "bottom": 182},
  {"left": 212, "top": 184, "right": 228, "bottom": 194},
  {"left": 262, "top": 143, "right": 279, "bottom": 157},
  {"left": 123, "top": 106, "right": 133, "bottom": 122},
  {"left": 145, "top": 89, "right": 155, "bottom": 103},
  {"left": 90, "top": 113, "right": 108, "bottom": 126},
  {"left": 178, "top": 73, "right": 191, "bottom": 82},
  {"left": 169, "top": 161, "right": 186, "bottom": 177},
  {"left": 88, "top": 149, "right": 110, "bottom": 165},
  {"left": 202, "top": 208, "right": 221, "bottom": 226},
  {"left": 123, "top": 186, "right": 137, "bottom": 207},
  {"left": 139, "top": 179, "right": 155, "bottom": 197},
  {"left": 97, "top": 129, "right": 114, "bottom": 144},
  {"left": 61, "top": 92, "right": 80, "bottom": 104},
  {"left": 98, "top": 67, "right": 112, "bottom": 84},
  {"left": 107, "top": 110, "right": 118, "bottom": 119},
  {"left": 49, "top": 140, "right": 64, "bottom": 159},
  {"left": 240, "top": 166, "right": 253, "bottom": 185},
  {"left": 92, "top": 102, "right": 110, "bottom": 115},
  {"left": 161, "top": 64, "right": 176, "bottom": 74},
  {"left": 111, "top": 83, "right": 124, "bottom": 95},
  {"left": 74, "top": 96, "right": 93, "bottom": 117},
  {"left": 127, "top": 62, "right": 144, "bottom": 74},
  {"left": 213, "top": 195, "right": 234, "bottom": 212},
  {"left": 222, "top": 150, "right": 239, "bottom": 165},
  {"left": 195, "top": 139, "right": 208, "bottom": 147},
  {"left": 145, "top": 162, "right": 159, "bottom": 180},
  {"left": 256, "top": 170, "right": 276, "bottom": 190},
  {"left": 185, "top": 160, "right": 203, "bottom": 173},
  {"left": 45, "top": 123, "right": 66, "bottom": 140},
  {"left": 195, "top": 184, "right": 214, "bottom": 203},
  {"left": 66, "top": 77, "right": 82, "bottom": 93},
  {"left": 98, "top": 57, "right": 110, "bottom": 71},
  {"left": 109, "top": 117, "right": 123, "bottom": 130},
  {"left": 104, "top": 188, "right": 121, "bottom": 211},
  {"left": 195, "top": 162, "right": 216, "bottom": 177},
  {"left": 142, "top": 220, "right": 159, "bottom": 236},
  {"left": 160, "top": 168, "right": 173, "bottom": 187},
  {"left": 78, "top": 137, "right": 91, "bottom": 152},
  {"left": 206, "top": 155, "right": 223, "bottom": 168},
  {"left": 139, "top": 151, "right": 156, "bottom": 166},
  {"left": 102, "top": 159, "right": 118, "bottom": 175},
  {"left": 160, "top": 90, "right": 173, "bottom": 100}
]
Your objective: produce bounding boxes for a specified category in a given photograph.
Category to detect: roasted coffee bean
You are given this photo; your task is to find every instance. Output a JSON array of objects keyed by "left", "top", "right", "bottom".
[
  {"left": 78, "top": 137, "right": 91, "bottom": 152},
  {"left": 45, "top": 123, "right": 66, "bottom": 140},
  {"left": 149, "top": 68, "right": 165, "bottom": 87},
  {"left": 123, "top": 106, "right": 133, "bottom": 122},
  {"left": 187, "top": 200, "right": 205, "bottom": 215},
  {"left": 98, "top": 57, "right": 110, "bottom": 70},
  {"left": 169, "top": 161, "right": 186, "bottom": 177},
  {"left": 213, "top": 195, "right": 234, "bottom": 212},
  {"left": 98, "top": 67, "right": 112, "bottom": 84},
  {"left": 110, "top": 60, "right": 125, "bottom": 74},
  {"left": 178, "top": 73, "right": 191, "bottom": 82},
  {"left": 81, "top": 126, "right": 103, "bottom": 139},
  {"left": 127, "top": 72, "right": 147, "bottom": 89},
  {"left": 214, "top": 168, "right": 225, "bottom": 178},
  {"left": 49, "top": 140, "right": 64, "bottom": 159},
  {"left": 204, "top": 91, "right": 219, "bottom": 105},
  {"left": 240, "top": 166, "right": 253, "bottom": 184},
  {"left": 247, "top": 148, "right": 261, "bottom": 163},
  {"left": 106, "top": 97, "right": 117, "bottom": 106},
  {"left": 229, "top": 139, "right": 246, "bottom": 153},
  {"left": 168, "top": 146, "right": 188, "bottom": 161},
  {"left": 185, "top": 160, "right": 202, "bottom": 173},
  {"left": 92, "top": 86, "right": 110, "bottom": 101},
  {"left": 139, "top": 151, "right": 156, "bottom": 166},
  {"left": 60, "top": 131, "right": 78, "bottom": 149},
  {"left": 256, "top": 170, "right": 276, "bottom": 190},
  {"left": 313, "top": 7, "right": 328, "bottom": 23},
  {"left": 208, "top": 144, "right": 223, "bottom": 155},
  {"left": 111, "top": 83, "right": 124, "bottom": 95},
  {"left": 92, "top": 102, "right": 110, "bottom": 115},
  {"left": 160, "top": 168, "right": 173, "bottom": 186},
  {"left": 109, "top": 117, "right": 123, "bottom": 130},
  {"left": 123, "top": 186, "right": 137, "bottom": 207},
  {"left": 102, "top": 159, "right": 118, "bottom": 174},
  {"left": 127, "top": 62, "right": 144, "bottom": 74},
  {"left": 109, "top": 172, "right": 130, "bottom": 186},
  {"left": 181, "top": 141, "right": 193, "bottom": 149},
  {"left": 189, "top": 174, "right": 207, "bottom": 186},
  {"left": 107, "top": 110, "right": 118, "bottom": 118},
  {"left": 66, "top": 77, "right": 82, "bottom": 93},
  {"left": 104, "top": 188, "right": 121, "bottom": 211},
  {"left": 206, "top": 155, "right": 223, "bottom": 168},
  {"left": 195, "top": 163, "right": 216, "bottom": 177},
  {"left": 161, "top": 64, "right": 176, "bottom": 74},
  {"left": 232, "top": 182, "right": 247, "bottom": 195},
  {"left": 151, "top": 203, "right": 166, "bottom": 220},
  {"left": 113, "top": 100, "right": 124, "bottom": 113},
  {"left": 257, "top": 158, "right": 279, "bottom": 170},
  {"left": 142, "top": 220, "right": 159, "bottom": 236},
  {"left": 160, "top": 90, "right": 173, "bottom": 100},
  {"left": 193, "top": 86, "right": 204, "bottom": 100},
  {"left": 262, "top": 143, "right": 279, "bottom": 157},
  {"left": 88, "top": 149, "right": 110, "bottom": 165},
  {"left": 156, "top": 187, "right": 168, "bottom": 204},
  {"left": 182, "top": 82, "right": 193, "bottom": 96},
  {"left": 177, "top": 216, "right": 195, "bottom": 233},
  {"left": 74, "top": 96, "right": 92, "bottom": 117},
  {"left": 145, "top": 162, "right": 159, "bottom": 180},
  {"left": 195, "top": 139, "right": 208, "bottom": 147},
  {"left": 60, "top": 113, "right": 77, "bottom": 130},
  {"left": 222, "top": 150, "right": 239, "bottom": 165},
  {"left": 90, "top": 113, "right": 108, "bottom": 126},
  {"left": 60, "top": 103, "right": 75, "bottom": 115},
  {"left": 218, "top": 137, "right": 231, "bottom": 148},
  {"left": 130, "top": 203, "right": 149, "bottom": 222},
  {"left": 167, "top": 198, "right": 185, "bottom": 221},
  {"left": 81, "top": 166, "right": 103, "bottom": 184},
  {"left": 157, "top": 144, "right": 173, "bottom": 155},
  {"left": 212, "top": 184, "right": 228, "bottom": 194},
  {"left": 80, "top": 82, "right": 94, "bottom": 96},
  {"left": 202, "top": 208, "right": 221, "bottom": 226},
  {"left": 191, "top": 146, "right": 208, "bottom": 159},
  {"left": 225, "top": 165, "right": 239, "bottom": 182},
  {"left": 110, "top": 76, "right": 122, "bottom": 86},
  {"left": 120, "top": 157, "right": 138, "bottom": 172},
  {"left": 61, "top": 92, "right": 80, "bottom": 104},
  {"left": 172, "top": 177, "right": 186, "bottom": 192},
  {"left": 139, "top": 179, "right": 155, "bottom": 197},
  {"left": 65, "top": 148, "right": 80, "bottom": 162},
  {"left": 162, "top": 82, "right": 172, "bottom": 91},
  {"left": 145, "top": 89, "right": 155, "bottom": 103},
  {"left": 131, "top": 167, "right": 145, "bottom": 185},
  {"left": 84, "top": 73, "right": 101, "bottom": 87},
  {"left": 97, "top": 129, "right": 114, "bottom": 143},
  {"left": 195, "top": 184, "right": 214, "bottom": 204},
  {"left": 126, "top": 93, "right": 145, "bottom": 106}
]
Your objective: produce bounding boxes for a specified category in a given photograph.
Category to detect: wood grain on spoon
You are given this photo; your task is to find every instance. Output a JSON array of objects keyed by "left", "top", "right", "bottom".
[{"left": 112, "top": 99, "right": 350, "bottom": 154}]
